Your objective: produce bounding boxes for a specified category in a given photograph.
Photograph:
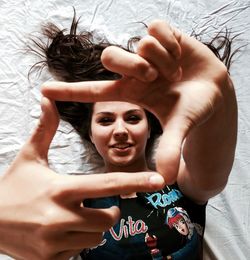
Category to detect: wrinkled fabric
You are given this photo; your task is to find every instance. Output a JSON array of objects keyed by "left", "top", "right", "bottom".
[{"left": 0, "top": 1, "right": 250, "bottom": 259}]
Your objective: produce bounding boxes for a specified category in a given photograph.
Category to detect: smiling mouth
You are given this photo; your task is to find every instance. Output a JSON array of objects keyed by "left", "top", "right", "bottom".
[{"left": 111, "top": 143, "right": 132, "bottom": 149}]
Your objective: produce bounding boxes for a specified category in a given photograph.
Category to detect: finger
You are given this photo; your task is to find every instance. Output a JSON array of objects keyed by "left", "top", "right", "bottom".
[
  {"left": 137, "top": 35, "right": 182, "bottom": 81},
  {"left": 59, "top": 231, "right": 104, "bottom": 249},
  {"left": 42, "top": 80, "right": 123, "bottom": 102},
  {"left": 53, "top": 207, "right": 117, "bottom": 249},
  {"left": 42, "top": 78, "right": 152, "bottom": 110},
  {"left": 148, "top": 20, "right": 181, "bottom": 59},
  {"left": 53, "top": 250, "right": 82, "bottom": 260},
  {"left": 101, "top": 46, "right": 158, "bottom": 82},
  {"left": 21, "top": 97, "right": 59, "bottom": 161},
  {"left": 57, "top": 171, "right": 165, "bottom": 202},
  {"left": 66, "top": 206, "right": 120, "bottom": 233},
  {"left": 155, "top": 117, "right": 188, "bottom": 184}
]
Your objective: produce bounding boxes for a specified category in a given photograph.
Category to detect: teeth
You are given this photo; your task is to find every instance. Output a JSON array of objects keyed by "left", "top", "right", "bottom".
[{"left": 114, "top": 144, "right": 130, "bottom": 149}]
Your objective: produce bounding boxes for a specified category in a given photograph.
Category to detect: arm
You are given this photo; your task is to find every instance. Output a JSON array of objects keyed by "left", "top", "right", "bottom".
[
  {"left": 0, "top": 97, "right": 164, "bottom": 260},
  {"left": 42, "top": 20, "right": 238, "bottom": 203},
  {"left": 179, "top": 76, "right": 237, "bottom": 203}
]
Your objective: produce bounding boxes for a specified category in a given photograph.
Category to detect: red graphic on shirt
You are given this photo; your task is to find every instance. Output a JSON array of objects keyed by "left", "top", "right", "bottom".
[{"left": 109, "top": 216, "right": 148, "bottom": 241}]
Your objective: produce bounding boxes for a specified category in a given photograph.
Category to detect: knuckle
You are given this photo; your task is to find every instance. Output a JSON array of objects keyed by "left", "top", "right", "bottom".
[
  {"left": 38, "top": 206, "right": 60, "bottom": 231},
  {"left": 137, "top": 36, "right": 157, "bottom": 57},
  {"left": 133, "top": 58, "right": 150, "bottom": 76},
  {"left": 62, "top": 86, "right": 74, "bottom": 101},
  {"left": 133, "top": 173, "right": 149, "bottom": 190},
  {"left": 104, "top": 173, "right": 134, "bottom": 194},
  {"left": 104, "top": 172, "right": 149, "bottom": 193},
  {"left": 90, "top": 81, "right": 103, "bottom": 100},
  {"left": 46, "top": 178, "right": 69, "bottom": 201},
  {"left": 103, "top": 174, "right": 119, "bottom": 192}
]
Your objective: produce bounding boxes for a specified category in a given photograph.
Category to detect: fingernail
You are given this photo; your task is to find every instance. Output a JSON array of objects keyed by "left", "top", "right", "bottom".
[{"left": 149, "top": 174, "right": 165, "bottom": 186}]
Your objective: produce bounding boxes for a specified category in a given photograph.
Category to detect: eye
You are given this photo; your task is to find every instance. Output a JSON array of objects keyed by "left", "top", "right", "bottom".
[
  {"left": 126, "top": 115, "right": 141, "bottom": 124},
  {"left": 97, "top": 117, "right": 114, "bottom": 125},
  {"left": 173, "top": 223, "right": 178, "bottom": 229}
]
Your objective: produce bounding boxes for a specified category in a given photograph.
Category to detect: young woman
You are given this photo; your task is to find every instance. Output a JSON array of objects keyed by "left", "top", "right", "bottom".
[
  {"left": 78, "top": 100, "right": 206, "bottom": 259},
  {"left": 31, "top": 10, "right": 237, "bottom": 260}
]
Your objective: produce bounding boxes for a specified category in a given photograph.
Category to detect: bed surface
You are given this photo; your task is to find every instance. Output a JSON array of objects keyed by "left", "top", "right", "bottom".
[{"left": 0, "top": 1, "right": 249, "bottom": 259}]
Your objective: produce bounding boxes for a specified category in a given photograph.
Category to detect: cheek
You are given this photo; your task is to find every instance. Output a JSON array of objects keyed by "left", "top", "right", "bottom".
[
  {"left": 92, "top": 131, "right": 108, "bottom": 144},
  {"left": 90, "top": 127, "right": 111, "bottom": 150},
  {"left": 91, "top": 133, "right": 108, "bottom": 158},
  {"left": 134, "top": 125, "right": 150, "bottom": 142},
  {"left": 91, "top": 122, "right": 106, "bottom": 142}
]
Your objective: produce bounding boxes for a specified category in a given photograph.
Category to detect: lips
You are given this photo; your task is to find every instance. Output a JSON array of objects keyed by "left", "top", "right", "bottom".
[{"left": 110, "top": 143, "right": 132, "bottom": 149}]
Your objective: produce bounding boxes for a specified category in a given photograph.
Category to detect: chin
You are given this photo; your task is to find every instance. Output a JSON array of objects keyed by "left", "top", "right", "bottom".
[{"left": 109, "top": 157, "right": 135, "bottom": 167}]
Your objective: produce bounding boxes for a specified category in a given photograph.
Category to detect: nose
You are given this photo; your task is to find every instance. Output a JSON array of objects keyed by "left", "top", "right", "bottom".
[{"left": 113, "top": 120, "right": 128, "bottom": 139}]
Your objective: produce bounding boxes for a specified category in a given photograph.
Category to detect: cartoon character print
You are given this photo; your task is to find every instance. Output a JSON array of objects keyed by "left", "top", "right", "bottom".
[
  {"left": 144, "top": 188, "right": 202, "bottom": 259},
  {"left": 165, "top": 207, "right": 200, "bottom": 259},
  {"left": 145, "top": 233, "right": 163, "bottom": 260},
  {"left": 145, "top": 206, "right": 201, "bottom": 260},
  {"left": 166, "top": 207, "right": 192, "bottom": 238},
  {"left": 145, "top": 233, "right": 172, "bottom": 260}
]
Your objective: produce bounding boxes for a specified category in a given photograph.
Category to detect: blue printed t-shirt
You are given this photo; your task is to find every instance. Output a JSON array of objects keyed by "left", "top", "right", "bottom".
[{"left": 81, "top": 184, "right": 206, "bottom": 260}]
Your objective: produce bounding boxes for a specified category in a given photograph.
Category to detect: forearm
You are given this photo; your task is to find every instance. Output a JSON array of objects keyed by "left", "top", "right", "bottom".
[{"left": 183, "top": 76, "right": 237, "bottom": 192}]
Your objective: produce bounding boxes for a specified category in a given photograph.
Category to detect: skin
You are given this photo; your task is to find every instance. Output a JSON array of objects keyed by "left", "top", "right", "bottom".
[
  {"left": 0, "top": 98, "right": 165, "bottom": 260},
  {"left": 0, "top": 18, "right": 236, "bottom": 260},
  {"left": 90, "top": 101, "right": 150, "bottom": 173},
  {"left": 42, "top": 20, "right": 237, "bottom": 204}
]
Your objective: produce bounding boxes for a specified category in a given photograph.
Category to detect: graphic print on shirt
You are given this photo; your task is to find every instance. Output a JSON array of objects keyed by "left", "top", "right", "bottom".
[
  {"left": 84, "top": 186, "right": 205, "bottom": 260},
  {"left": 145, "top": 206, "right": 202, "bottom": 260},
  {"left": 144, "top": 187, "right": 183, "bottom": 216},
  {"left": 109, "top": 216, "right": 149, "bottom": 241}
]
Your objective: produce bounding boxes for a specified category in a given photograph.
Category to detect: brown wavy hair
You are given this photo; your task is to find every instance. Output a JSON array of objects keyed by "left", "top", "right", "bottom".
[
  {"left": 28, "top": 9, "right": 238, "bottom": 143},
  {"left": 28, "top": 9, "right": 163, "bottom": 143}
]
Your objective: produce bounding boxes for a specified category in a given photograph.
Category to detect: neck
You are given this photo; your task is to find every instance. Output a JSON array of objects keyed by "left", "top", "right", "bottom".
[
  {"left": 104, "top": 157, "right": 151, "bottom": 199},
  {"left": 105, "top": 159, "right": 150, "bottom": 173}
]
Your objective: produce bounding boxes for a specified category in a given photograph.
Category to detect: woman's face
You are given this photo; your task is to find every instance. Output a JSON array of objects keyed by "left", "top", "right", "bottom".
[
  {"left": 173, "top": 218, "right": 189, "bottom": 236},
  {"left": 90, "top": 101, "right": 150, "bottom": 170}
]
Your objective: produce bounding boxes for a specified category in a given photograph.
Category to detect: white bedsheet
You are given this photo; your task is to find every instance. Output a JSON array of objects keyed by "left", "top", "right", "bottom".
[{"left": 0, "top": 0, "right": 249, "bottom": 259}]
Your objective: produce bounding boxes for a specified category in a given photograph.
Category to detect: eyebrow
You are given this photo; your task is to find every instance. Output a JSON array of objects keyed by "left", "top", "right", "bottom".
[{"left": 95, "top": 109, "right": 143, "bottom": 116}]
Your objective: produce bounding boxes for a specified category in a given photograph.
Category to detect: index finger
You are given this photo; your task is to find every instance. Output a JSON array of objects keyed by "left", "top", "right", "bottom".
[
  {"left": 42, "top": 80, "right": 122, "bottom": 102},
  {"left": 55, "top": 172, "right": 165, "bottom": 202}
]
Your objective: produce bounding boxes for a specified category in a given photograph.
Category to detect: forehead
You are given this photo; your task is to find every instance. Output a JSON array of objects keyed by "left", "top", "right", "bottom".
[{"left": 93, "top": 101, "right": 144, "bottom": 114}]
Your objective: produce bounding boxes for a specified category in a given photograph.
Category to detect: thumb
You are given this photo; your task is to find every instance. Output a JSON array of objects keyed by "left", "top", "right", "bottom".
[
  {"left": 155, "top": 117, "right": 188, "bottom": 184},
  {"left": 25, "top": 97, "right": 59, "bottom": 161}
]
